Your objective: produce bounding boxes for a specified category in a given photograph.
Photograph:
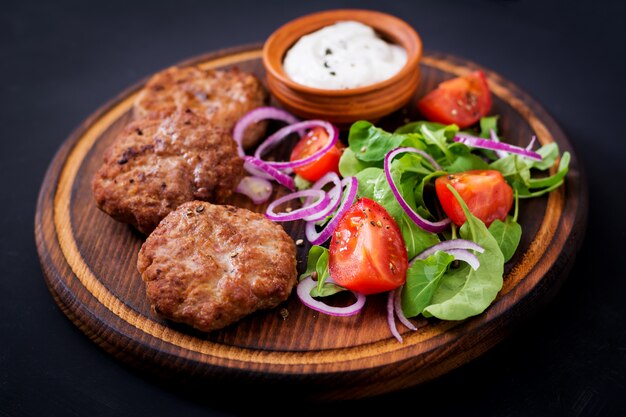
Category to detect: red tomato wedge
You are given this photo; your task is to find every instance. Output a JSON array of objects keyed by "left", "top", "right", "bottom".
[
  {"left": 290, "top": 126, "right": 344, "bottom": 182},
  {"left": 329, "top": 198, "right": 408, "bottom": 295},
  {"left": 435, "top": 170, "right": 513, "bottom": 227},
  {"left": 417, "top": 70, "right": 492, "bottom": 128}
]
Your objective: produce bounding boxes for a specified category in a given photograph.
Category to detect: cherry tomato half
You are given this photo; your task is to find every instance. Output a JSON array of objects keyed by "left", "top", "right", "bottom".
[
  {"left": 329, "top": 198, "right": 408, "bottom": 295},
  {"left": 435, "top": 170, "right": 513, "bottom": 227},
  {"left": 417, "top": 70, "right": 492, "bottom": 128},
  {"left": 290, "top": 126, "right": 344, "bottom": 182}
]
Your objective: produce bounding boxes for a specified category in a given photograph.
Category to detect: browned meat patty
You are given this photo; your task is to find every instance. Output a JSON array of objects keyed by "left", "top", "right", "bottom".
[
  {"left": 137, "top": 201, "right": 297, "bottom": 332},
  {"left": 133, "top": 66, "right": 268, "bottom": 149},
  {"left": 92, "top": 110, "right": 244, "bottom": 234}
]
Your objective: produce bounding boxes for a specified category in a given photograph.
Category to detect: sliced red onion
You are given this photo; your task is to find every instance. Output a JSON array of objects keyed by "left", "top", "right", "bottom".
[
  {"left": 232, "top": 106, "right": 299, "bottom": 157},
  {"left": 266, "top": 189, "right": 330, "bottom": 222},
  {"left": 254, "top": 120, "right": 339, "bottom": 170},
  {"left": 297, "top": 276, "right": 366, "bottom": 317},
  {"left": 243, "top": 156, "right": 295, "bottom": 191},
  {"left": 387, "top": 291, "right": 403, "bottom": 343},
  {"left": 394, "top": 286, "right": 417, "bottom": 331},
  {"left": 444, "top": 249, "right": 481, "bottom": 271},
  {"left": 235, "top": 176, "right": 273, "bottom": 204},
  {"left": 489, "top": 129, "right": 509, "bottom": 159},
  {"left": 305, "top": 176, "right": 358, "bottom": 245},
  {"left": 411, "top": 239, "right": 484, "bottom": 264},
  {"left": 526, "top": 135, "right": 537, "bottom": 151},
  {"left": 303, "top": 172, "right": 342, "bottom": 222},
  {"left": 454, "top": 134, "right": 543, "bottom": 161},
  {"left": 384, "top": 148, "right": 451, "bottom": 233}
]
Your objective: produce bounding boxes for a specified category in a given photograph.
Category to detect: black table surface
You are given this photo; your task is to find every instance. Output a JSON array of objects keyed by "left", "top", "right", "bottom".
[{"left": 2, "top": 0, "right": 625, "bottom": 416}]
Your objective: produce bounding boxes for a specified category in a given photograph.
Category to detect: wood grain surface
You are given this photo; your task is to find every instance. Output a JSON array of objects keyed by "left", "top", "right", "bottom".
[{"left": 34, "top": 44, "right": 587, "bottom": 400}]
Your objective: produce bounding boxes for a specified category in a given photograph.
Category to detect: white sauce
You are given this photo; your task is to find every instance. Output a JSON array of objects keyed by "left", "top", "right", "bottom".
[{"left": 283, "top": 21, "right": 407, "bottom": 90}]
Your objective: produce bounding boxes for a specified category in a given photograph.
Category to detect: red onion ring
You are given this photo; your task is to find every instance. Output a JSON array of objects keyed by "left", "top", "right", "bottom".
[
  {"left": 235, "top": 176, "right": 273, "bottom": 204},
  {"left": 266, "top": 189, "right": 330, "bottom": 222},
  {"left": 303, "top": 172, "right": 342, "bottom": 222},
  {"left": 243, "top": 156, "right": 295, "bottom": 191},
  {"left": 254, "top": 120, "right": 339, "bottom": 170},
  {"left": 454, "top": 134, "right": 543, "bottom": 161},
  {"left": 384, "top": 148, "right": 451, "bottom": 233},
  {"left": 232, "top": 106, "right": 299, "bottom": 157},
  {"left": 297, "top": 276, "right": 366, "bottom": 317},
  {"left": 489, "top": 129, "right": 509, "bottom": 159},
  {"left": 394, "top": 286, "right": 417, "bottom": 331},
  {"left": 305, "top": 176, "right": 358, "bottom": 245},
  {"left": 387, "top": 290, "right": 403, "bottom": 343},
  {"left": 443, "top": 249, "right": 481, "bottom": 271},
  {"left": 411, "top": 239, "right": 484, "bottom": 264}
]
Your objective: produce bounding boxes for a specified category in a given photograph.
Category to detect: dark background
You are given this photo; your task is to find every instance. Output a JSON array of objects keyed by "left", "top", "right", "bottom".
[{"left": 2, "top": 0, "right": 625, "bottom": 416}]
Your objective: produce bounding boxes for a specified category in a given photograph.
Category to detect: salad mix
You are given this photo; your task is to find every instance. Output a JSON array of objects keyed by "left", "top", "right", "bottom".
[{"left": 233, "top": 71, "right": 570, "bottom": 342}]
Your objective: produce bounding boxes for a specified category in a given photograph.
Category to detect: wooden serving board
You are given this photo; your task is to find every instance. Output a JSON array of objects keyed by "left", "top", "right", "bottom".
[{"left": 35, "top": 44, "right": 587, "bottom": 400}]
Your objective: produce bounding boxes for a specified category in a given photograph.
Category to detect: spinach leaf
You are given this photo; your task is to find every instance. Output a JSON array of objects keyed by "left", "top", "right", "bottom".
[
  {"left": 348, "top": 121, "right": 413, "bottom": 162},
  {"left": 489, "top": 216, "right": 522, "bottom": 262},
  {"left": 423, "top": 185, "right": 504, "bottom": 320},
  {"left": 338, "top": 147, "right": 379, "bottom": 177},
  {"left": 419, "top": 124, "right": 455, "bottom": 163},
  {"left": 398, "top": 212, "right": 441, "bottom": 259},
  {"left": 401, "top": 251, "right": 455, "bottom": 318},
  {"left": 355, "top": 167, "right": 409, "bottom": 222},
  {"left": 444, "top": 153, "right": 489, "bottom": 173},
  {"left": 300, "top": 246, "right": 345, "bottom": 297}
]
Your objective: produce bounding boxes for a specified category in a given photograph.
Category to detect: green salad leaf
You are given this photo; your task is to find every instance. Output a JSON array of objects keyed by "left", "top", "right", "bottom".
[
  {"left": 489, "top": 216, "right": 522, "bottom": 262},
  {"left": 401, "top": 251, "right": 455, "bottom": 318},
  {"left": 299, "top": 246, "right": 344, "bottom": 297},
  {"left": 422, "top": 185, "right": 505, "bottom": 320}
]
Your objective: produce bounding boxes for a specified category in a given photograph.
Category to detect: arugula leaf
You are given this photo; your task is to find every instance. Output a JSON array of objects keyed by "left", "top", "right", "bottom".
[
  {"left": 423, "top": 185, "right": 504, "bottom": 320},
  {"left": 489, "top": 216, "right": 522, "bottom": 262},
  {"left": 401, "top": 251, "right": 455, "bottom": 318},
  {"left": 527, "top": 151, "right": 570, "bottom": 189},
  {"left": 479, "top": 116, "right": 500, "bottom": 138},
  {"left": 526, "top": 143, "right": 559, "bottom": 171},
  {"left": 419, "top": 124, "right": 454, "bottom": 163}
]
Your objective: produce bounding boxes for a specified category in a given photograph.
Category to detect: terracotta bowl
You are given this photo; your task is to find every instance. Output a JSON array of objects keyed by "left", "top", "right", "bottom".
[{"left": 262, "top": 9, "right": 422, "bottom": 128}]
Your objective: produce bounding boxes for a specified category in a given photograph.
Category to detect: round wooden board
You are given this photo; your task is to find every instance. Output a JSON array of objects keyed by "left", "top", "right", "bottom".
[{"left": 35, "top": 44, "right": 587, "bottom": 400}]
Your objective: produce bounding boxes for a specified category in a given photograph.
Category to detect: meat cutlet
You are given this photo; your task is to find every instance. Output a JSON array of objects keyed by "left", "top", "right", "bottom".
[
  {"left": 92, "top": 110, "right": 244, "bottom": 234},
  {"left": 137, "top": 201, "right": 297, "bottom": 332},
  {"left": 134, "top": 66, "right": 268, "bottom": 149}
]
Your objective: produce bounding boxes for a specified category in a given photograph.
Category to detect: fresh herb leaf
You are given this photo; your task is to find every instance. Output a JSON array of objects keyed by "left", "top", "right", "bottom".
[
  {"left": 300, "top": 246, "right": 345, "bottom": 298},
  {"left": 401, "top": 251, "right": 455, "bottom": 318},
  {"left": 488, "top": 216, "right": 522, "bottom": 262},
  {"left": 423, "top": 184, "right": 504, "bottom": 320},
  {"left": 398, "top": 212, "right": 441, "bottom": 259},
  {"left": 348, "top": 121, "right": 412, "bottom": 162},
  {"left": 338, "top": 147, "right": 379, "bottom": 177},
  {"left": 479, "top": 116, "right": 500, "bottom": 138}
]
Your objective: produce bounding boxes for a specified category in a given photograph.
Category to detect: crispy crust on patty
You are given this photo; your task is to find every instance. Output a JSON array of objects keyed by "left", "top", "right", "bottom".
[
  {"left": 92, "top": 110, "right": 244, "bottom": 234},
  {"left": 134, "top": 66, "right": 268, "bottom": 149},
  {"left": 137, "top": 201, "right": 297, "bottom": 332}
]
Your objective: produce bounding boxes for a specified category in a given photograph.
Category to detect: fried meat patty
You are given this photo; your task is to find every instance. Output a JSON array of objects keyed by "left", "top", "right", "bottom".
[
  {"left": 134, "top": 66, "right": 268, "bottom": 149},
  {"left": 92, "top": 110, "right": 244, "bottom": 234},
  {"left": 137, "top": 201, "right": 297, "bottom": 332}
]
